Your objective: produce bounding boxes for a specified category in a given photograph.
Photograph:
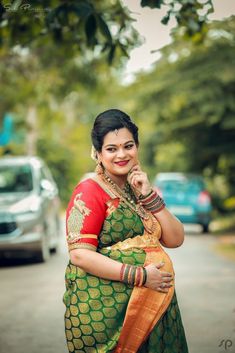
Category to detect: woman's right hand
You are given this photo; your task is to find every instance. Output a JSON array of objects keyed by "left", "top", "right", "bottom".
[{"left": 144, "top": 263, "right": 174, "bottom": 293}]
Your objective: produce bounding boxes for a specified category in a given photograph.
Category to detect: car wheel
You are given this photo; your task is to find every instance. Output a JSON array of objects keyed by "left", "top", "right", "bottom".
[
  {"left": 202, "top": 224, "right": 209, "bottom": 233},
  {"left": 35, "top": 232, "right": 50, "bottom": 262}
]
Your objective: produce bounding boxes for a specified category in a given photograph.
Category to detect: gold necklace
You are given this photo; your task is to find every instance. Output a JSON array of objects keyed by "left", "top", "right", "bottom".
[{"left": 101, "top": 172, "right": 150, "bottom": 220}]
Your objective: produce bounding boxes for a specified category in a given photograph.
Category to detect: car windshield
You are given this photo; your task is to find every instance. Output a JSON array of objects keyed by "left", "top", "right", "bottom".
[
  {"left": 0, "top": 164, "right": 33, "bottom": 193},
  {"left": 156, "top": 177, "right": 204, "bottom": 193}
]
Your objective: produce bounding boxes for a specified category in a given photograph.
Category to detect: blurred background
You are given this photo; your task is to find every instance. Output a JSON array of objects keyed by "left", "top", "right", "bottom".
[
  {"left": 0, "top": 1, "right": 235, "bottom": 353},
  {"left": 1, "top": 0, "right": 235, "bottom": 224}
]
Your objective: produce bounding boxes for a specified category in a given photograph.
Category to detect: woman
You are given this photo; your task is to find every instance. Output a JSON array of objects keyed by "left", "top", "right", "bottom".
[{"left": 63, "top": 109, "right": 188, "bottom": 353}]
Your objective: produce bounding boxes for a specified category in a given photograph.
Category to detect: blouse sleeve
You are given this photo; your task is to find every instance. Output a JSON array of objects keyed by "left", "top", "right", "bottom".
[{"left": 66, "top": 179, "right": 109, "bottom": 252}]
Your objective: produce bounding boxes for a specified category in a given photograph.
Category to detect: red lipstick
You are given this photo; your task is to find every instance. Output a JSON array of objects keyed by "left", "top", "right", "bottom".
[{"left": 115, "top": 161, "right": 129, "bottom": 166}]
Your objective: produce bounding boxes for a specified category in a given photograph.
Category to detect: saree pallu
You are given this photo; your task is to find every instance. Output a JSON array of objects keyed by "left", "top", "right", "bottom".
[{"left": 63, "top": 242, "right": 188, "bottom": 353}]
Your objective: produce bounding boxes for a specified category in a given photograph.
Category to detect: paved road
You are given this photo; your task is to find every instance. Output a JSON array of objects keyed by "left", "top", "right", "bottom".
[
  {"left": 0, "top": 236, "right": 69, "bottom": 353},
  {"left": 0, "top": 224, "right": 235, "bottom": 353},
  {"left": 168, "top": 225, "right": 235, "bottom": 353}
]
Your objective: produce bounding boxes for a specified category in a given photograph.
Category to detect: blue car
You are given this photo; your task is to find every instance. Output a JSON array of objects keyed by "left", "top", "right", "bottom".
[{"left": 153, "top": 172, "right": 212, "bottom": 233}]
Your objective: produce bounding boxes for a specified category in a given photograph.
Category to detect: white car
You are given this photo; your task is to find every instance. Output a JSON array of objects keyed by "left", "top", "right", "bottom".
[{"left": 0, "top": 156, "right": 61, "bottom": 262}]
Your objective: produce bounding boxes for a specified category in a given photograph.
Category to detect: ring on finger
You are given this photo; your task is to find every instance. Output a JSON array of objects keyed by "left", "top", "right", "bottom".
[{"left": 158, "top": 287, "right": 166, "bottom": 292}]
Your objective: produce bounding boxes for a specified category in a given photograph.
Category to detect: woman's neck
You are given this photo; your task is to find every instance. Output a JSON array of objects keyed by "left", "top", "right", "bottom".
[{"left": 104, "top": 171, "right": 127, "bottom": 189}]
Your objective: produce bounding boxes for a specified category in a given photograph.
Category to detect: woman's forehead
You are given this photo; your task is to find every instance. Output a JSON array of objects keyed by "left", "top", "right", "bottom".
[{"left": 103, "top": 128, "right": 134, "bottom": 146}]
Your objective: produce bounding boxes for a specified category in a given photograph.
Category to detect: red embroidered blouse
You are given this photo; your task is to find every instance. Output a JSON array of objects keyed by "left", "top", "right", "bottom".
[{"left": 66, "top": 179, "right": 112, "bottom": 251}]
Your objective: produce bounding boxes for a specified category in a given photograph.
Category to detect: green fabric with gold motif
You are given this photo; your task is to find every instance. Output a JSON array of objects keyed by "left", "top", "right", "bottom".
[{"left": 63, "top": 201, "right": 188, "bottom": 353}]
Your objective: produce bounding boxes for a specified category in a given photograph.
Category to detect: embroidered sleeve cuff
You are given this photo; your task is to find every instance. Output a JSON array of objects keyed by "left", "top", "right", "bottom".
[{"left": 67, "top": 234, "right": 98, "bottom": 252}]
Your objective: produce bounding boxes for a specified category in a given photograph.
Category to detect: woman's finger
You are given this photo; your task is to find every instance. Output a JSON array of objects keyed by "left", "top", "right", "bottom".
[
  {"left": 129, "top": 164, "right": 141, "bottom": 172},
  {"left": 128, "top": 173, "right": 144, "bottom": 183},
  {"left": 129, "top": 170, "right": 143, "bottom": 175},
  {"left": 161, "top": 276, "right": 174, "bottom": 282},
  {"left": 160, "top": 271, "right": 174, "bottom": 278},
  {"left": 129, "top": 177, "right": 144, "bottom": 189},
  {"left": 157, "top": 287, "right": 168, "bottom": 293},
  {"left": 160, "top": 283, "right": 173, "bottom": 288},
  {"left": 129, "top": 172, "right": 146, "bottom": 181}
]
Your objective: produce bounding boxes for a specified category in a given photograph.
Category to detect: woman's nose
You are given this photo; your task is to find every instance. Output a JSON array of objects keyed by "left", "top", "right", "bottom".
[{"left": 116, "top": 148, "right": 126, "bottom": 158}]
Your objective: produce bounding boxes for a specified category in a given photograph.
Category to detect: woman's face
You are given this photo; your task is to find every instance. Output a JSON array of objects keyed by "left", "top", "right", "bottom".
[{"left": 98, "top": 127, "right": 138, "bottom": 181}]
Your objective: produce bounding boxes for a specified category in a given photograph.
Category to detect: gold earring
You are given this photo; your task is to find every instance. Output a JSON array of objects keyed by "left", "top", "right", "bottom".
[{"left": 95, "top": 161, "right": 104, "bottom": 175}]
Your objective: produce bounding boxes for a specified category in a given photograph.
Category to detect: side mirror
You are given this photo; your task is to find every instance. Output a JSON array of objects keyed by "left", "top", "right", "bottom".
[{"left": 40, "top": 179, "right": 55, "bottom": 193}]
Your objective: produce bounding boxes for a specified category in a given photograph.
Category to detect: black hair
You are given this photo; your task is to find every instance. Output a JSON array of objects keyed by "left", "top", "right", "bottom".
[{"left": 91, "top": 109, "right": 139, "bottom": 152}]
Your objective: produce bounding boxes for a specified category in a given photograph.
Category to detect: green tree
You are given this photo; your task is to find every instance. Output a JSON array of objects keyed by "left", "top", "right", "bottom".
[
  {"left": 127, "top": 16, "right": 235, "bottom": 207},
  {"left": 0, "top": 40, "right": 124, "bottom": 203},
  {"left": 0, "top": 0, "right": 214, "bottom": 63}
]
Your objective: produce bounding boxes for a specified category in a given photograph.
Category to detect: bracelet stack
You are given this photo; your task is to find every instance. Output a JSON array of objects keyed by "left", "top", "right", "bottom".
[
  {"left": 120, "top": 264, "right": 147, "bottom": 287},
  {"left": 138, "top": 190, "right": 165, "bottom": 214}
]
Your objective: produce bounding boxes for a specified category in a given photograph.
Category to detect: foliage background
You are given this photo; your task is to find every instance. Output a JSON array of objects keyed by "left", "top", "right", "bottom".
[{"left": 0, "top": 0, "right": 234, "bottom": 214}]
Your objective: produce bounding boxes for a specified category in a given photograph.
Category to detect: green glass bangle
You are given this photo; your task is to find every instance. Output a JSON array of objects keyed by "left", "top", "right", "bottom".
[
  {"left": 130, "top": 266, "right": 136, "bottom": 285},
  {"left": 123, "top": 265, "right": 131, "bottom": 284}
]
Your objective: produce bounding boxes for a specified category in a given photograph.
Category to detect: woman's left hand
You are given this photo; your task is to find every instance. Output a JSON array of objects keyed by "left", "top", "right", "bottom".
[{"left": 128, "top": 164, "right": 152, "bottom": 196}]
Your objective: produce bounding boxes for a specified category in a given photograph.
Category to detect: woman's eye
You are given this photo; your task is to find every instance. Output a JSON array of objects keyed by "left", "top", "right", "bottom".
[
  {"left": 107, "top": 148, "right": 116, "bottom": 152},
  {"left": 126, "top": 144, "right": 134, "bottom": 149}
]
